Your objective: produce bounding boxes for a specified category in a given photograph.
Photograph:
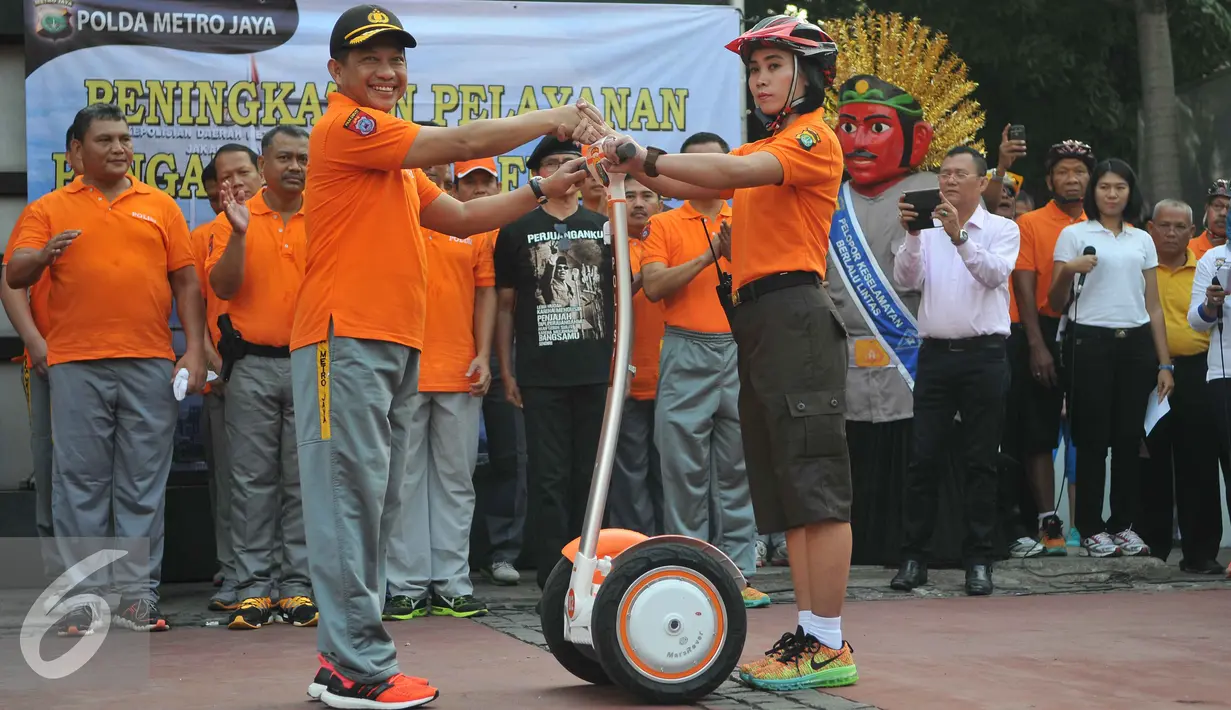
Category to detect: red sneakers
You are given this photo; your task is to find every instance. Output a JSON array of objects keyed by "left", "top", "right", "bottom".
[{"left": 307, "top": 655, "right": 433, "bottom": 708}]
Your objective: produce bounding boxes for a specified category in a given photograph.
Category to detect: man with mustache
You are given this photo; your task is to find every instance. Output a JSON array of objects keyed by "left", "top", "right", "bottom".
[
  {"left": 637, "top": 131, "right": 767, "bottom": 604},
  {"left": 207, "top": 126, "right": 318, "bottom": 630},
  {"left": 824, "top": 74, "right": 972, "bottom": 565},
  {"left": 610, "top": 175, "right": 666, "bottom": 537},
  {"left": 190, "top": 156, "right": 239, "bottom": 612},
  {"left": 1190, "top": 179, "right": 1229, "bottom": 259},
  {"left": 1006, "top": 140, "right": 1094, "bottom": 557}
]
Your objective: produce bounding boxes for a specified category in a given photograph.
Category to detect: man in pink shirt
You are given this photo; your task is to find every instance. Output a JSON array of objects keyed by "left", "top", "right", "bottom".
[{"left": 891, "top": 146, "right": 1021, "bottom": 597}]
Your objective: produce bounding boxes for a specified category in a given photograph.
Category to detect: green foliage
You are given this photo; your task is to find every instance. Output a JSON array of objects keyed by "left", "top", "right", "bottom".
[{"left": 743, "top": 0, "right": 1231, "bottom": 199}]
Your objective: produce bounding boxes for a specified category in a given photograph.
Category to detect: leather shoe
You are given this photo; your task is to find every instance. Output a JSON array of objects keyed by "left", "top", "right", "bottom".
[
  {"left": 1180, "top": 558, "right": 1225, "bottom": 575},
  {"left": 965, "top": 564, "right": 993, "bottom": 596},
  {"left": 890, "top": 560, "right": 927, "bottom": 591}
]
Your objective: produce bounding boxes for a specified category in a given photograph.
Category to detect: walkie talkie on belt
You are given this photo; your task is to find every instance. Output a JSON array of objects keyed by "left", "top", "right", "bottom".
[
  {"left": 700, "top": 222, "right": 737, "bottom": 325},
  {"left": 216, "top": 314, "right": 245, "bottom": 383}
]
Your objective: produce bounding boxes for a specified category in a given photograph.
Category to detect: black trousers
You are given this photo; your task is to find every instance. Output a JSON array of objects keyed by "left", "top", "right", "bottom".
[
  {"left": 901, "top": 337, "right": 1010, "bottom": 566},
  {"left": 1206, "top": 377, "right": 1231, "bottom": 551},
  {"left": 1140, "top": 354, "right": 1223, "bottom": 562},
  {"left": 1065, "top": 324, "right": 1155, "bottom": 535},
  {"left": 473, "top": 358, "right": 528, "bottom": 568},
  {"left": 521, "top": 383, "right": 607, "bottom": 589}
]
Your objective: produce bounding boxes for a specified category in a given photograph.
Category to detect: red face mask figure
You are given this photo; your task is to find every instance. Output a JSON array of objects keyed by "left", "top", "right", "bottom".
[{"left": 835, "top": 75, "right": 934, "bottom": 197}]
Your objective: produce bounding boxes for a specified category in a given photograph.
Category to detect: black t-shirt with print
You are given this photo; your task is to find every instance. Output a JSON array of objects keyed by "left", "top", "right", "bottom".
[{"left": 494, "top": 206, "right": 614, "bottom": 388}]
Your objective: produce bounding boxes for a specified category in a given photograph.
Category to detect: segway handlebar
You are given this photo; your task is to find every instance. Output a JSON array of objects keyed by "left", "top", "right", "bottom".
[{"left": 575, "top": 143, "right": 634, "bottom": 564}]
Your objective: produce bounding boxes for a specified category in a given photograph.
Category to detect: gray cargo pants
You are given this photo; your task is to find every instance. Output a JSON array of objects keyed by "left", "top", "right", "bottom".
[
  {"left": 292, "top": 330, "right": 420, "bottom": 685},
  {"left": 49, "top": 358, "right": 176, "bottom": 601},
  {"left": 226, "top": 355, "right": 310, "bottom": 601}
]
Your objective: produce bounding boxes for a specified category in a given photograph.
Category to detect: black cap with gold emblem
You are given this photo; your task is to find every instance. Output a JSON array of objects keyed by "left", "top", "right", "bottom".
[{"left": 330, "top": 5, "right": 417, "bottom": 58}]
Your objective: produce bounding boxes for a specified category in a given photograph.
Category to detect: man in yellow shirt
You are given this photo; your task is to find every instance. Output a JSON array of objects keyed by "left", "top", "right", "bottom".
[{"left": 1141, "top": 199, "right": 1224, "bottom": 573}]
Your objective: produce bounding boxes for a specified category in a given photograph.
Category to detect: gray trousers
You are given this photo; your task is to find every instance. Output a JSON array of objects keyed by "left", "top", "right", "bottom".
[
  {"left": 387, "top": 392, "right": 482, "bottom": 599},
  {"left": 49, "top": 358, "right": 176, "bottom": 601},
  {"left": 292, "top": 332, "right": 420, "bottom": 685},
  {"left": 24, "top": 364, "right": 59, "bottom": 578},
  {"left": 477, "top": 357, "right": 527, "bottom": 565},
  {"left": 226, "top": 355, "right": 310, "bottom": 600},
  {"left": 611, "top": 397, "right": 663, "bottom": 536},
  {"left": 203, "top": 389, "right": 238, "bottom": 599},
  {"left": 655, "top": 327, "right": 756, "bottom": 576}
]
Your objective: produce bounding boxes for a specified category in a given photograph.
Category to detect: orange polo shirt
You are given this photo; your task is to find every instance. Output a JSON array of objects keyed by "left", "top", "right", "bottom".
[
  {"left": 190, "top": 220, "right": 229, "bottom": 348},
  {"left": 204, "top": 189, "right": 307, "bottom": 348},
  {"left": 628, "top": 237, "right": 666, "bottom": 401},
  {"left": 3, "top": 205, "right": 52, "bottom": 367},
  {"left": 291, "top": 92, "right": 445, "bottom": 352},
  {"left": 418, "top": 228, "right": 497, "bottom": 392},
  {"left": 726, "top": 108, "right": 842, "bottom": 289},
  {"left": 1015, "top": 200, "right": 1087, "bottom": 319},
  {"left": 640, "top": 201, "right": 732, "bottom": 333},
  {"left": 12, "top": 177, "right": 195, "bottom": 366},
  {"left": 1191, "top": 231, "right": 1217, "bottom": 260}
]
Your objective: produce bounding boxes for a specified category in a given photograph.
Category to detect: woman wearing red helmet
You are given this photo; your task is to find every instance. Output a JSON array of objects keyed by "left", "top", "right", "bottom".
[{"left": 596, "top": 14, "right": 858, "bottom": 691}]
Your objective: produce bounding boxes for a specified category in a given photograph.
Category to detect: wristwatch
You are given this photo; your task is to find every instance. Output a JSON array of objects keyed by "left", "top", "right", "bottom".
[
  {"left": 951, "top": 229, "right": 969, "bottom": 246},
  {"left": 528, "top": 176, "right": 549, "bottom": 205},
  {"left": 643, "top": 147, "right": 666, "bottom": 178}
]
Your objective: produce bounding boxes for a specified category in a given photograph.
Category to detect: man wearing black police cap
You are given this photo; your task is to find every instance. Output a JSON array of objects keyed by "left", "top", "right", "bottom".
[
  {"left": 293, "top": 5, "right": 605, "bottom": 708},
  {"left": 493, "top": 135, "right": 615, "bottom": 592}
]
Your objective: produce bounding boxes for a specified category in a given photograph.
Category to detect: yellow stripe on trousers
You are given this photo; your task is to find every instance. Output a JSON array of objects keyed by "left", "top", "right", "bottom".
[{"left": 316, "top": 341, "right": 331, "bottom": 440}]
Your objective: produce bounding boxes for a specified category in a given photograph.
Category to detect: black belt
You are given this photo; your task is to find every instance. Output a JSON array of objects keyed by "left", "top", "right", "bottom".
[
  {"left": 922, "top": 334, "right": 1006, "bottom": 351},
  {"left": 732, "top": 270, "right": 820, "bottom": 307},
  {"left": 246, "top": 343, "right": 291, "bottom": 358},
  {"left": 1068, "top": 323, "right": 1149, "bottom": 340}
]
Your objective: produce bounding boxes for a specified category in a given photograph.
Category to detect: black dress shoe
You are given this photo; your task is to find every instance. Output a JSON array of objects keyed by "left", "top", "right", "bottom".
[
  {"left": 1180, "top": 558, "right": 1225, "bottom": 575},
  {"left": 965, "top": 564, "right": 993, "bottom": 596},
  {"left": 890, "top": 560, "right": 927, "bottom": 591}
]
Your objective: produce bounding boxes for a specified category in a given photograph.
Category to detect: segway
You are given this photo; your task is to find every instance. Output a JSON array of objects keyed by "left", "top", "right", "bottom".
[{"left": 538, "top": 142, "right": 748, "bottom": 704}]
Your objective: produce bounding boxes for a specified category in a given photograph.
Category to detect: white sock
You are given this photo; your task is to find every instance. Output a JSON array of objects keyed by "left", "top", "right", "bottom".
[
  {"left": 804, "top": 615, "right": 842, "bottom": 650},
  {"left": 797, "top": 610, "right": 812, "bottom": 631}
]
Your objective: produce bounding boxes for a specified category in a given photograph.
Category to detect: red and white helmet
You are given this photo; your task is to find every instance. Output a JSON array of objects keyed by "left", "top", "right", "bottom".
[{"left": 725, "top": 15, "right": 838, "bottom": 88}]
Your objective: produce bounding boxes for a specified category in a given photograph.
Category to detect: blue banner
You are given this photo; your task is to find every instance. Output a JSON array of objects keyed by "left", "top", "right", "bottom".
[{"left": 828, "top": 182, "right": 921, "bottom": 388}]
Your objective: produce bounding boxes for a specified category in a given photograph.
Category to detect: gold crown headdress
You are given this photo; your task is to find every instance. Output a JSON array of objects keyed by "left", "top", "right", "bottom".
[{"left": 819, "top": 12, "right": 984, "bottom": 170}]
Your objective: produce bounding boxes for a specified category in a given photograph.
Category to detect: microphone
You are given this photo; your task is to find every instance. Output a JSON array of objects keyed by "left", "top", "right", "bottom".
[
  {"left": 1213, "top": 274, "right": 1223, "bottom": 323},
  {"left": 1076, "top": 245, "right": 1096, "bottom": 296}
]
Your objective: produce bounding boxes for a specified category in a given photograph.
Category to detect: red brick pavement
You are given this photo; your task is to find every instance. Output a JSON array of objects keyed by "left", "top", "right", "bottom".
[
  {"left": 4, "top": 589, "right": 1228, "bottom": 709},
  {"left": 740, "top": 589, "right": 1231, "bottom": 710}
]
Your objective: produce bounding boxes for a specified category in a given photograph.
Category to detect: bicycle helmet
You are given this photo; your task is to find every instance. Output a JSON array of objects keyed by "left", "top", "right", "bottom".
[
  {"left": 1043, "top": 140, "right": 1095, "bottom": 175},
  {"left": 1208, "top": 178, "right": 1230, "bottom": 202},
  {"left": 726, "top": 15, "right": 838, "bottom": 132}
]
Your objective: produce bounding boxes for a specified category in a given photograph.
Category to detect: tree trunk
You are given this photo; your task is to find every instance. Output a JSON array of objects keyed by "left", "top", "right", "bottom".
[{"left": 1136, "top": 0, "right": 1182, "bottom": 207}]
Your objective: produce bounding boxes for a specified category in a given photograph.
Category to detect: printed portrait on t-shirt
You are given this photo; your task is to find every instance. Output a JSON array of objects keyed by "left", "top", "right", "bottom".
[{"left": 528, "top": 226, "right": 608, "bottom": 344}]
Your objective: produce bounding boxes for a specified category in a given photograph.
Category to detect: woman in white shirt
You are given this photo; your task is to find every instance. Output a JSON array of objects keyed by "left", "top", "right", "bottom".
[{"left": 1046, "top": 158, "right": 1173, "bottom": 559}]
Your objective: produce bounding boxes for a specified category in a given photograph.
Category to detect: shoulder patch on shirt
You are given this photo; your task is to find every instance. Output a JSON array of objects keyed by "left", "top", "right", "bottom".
[
  {"left": 343, "top": 109, "right": 377, "bottom": 137},
  {"left": 640, "top": 226, "right": 650, "bottom": 239},
  {"left": 796, "top": 127, "right": 821, "bottom": 151}
]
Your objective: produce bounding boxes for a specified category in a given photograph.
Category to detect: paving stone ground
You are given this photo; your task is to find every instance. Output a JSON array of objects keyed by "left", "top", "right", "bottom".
[{"left": 0, "top": 552, "right": 1226, "bottom": 709}]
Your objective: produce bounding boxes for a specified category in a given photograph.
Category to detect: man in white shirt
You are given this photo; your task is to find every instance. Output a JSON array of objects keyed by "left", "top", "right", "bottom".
[{"left": 889, "top": 145, "right": 1021, "bottom": 596}]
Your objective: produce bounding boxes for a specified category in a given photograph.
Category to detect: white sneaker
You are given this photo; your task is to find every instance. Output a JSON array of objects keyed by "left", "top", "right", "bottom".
[
  {"left": 487, "top": 561, "right": 520, "bottom": 585},
  {"left": 1008, "top": 536, "right": 1044, "bottom": 558},
  {"left": 1082, "top": 532, "right": 1120, "bottom": 558},
  {"left": 755, "top": 539, "right": 768, "bottom": 568},
  {"left": 1111, "top": 529, "right": 1150, "bottom": 557}
]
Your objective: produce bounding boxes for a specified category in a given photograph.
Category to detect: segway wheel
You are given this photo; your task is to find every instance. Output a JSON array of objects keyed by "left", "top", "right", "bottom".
[
  {"left": 591, "top": 543, "right": 746, "bottom": 704},
  {"left": 539, "top": 556, "right": 611, "bottom": 686}
]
